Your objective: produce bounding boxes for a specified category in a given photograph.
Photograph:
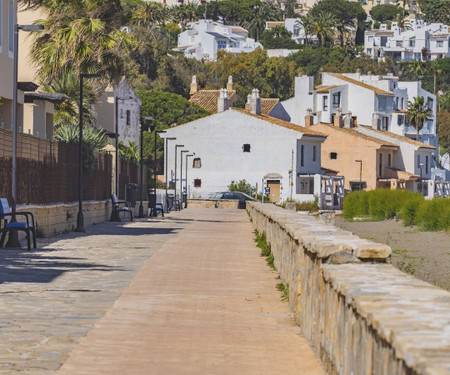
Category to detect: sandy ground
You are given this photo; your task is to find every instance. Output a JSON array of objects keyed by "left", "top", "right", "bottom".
[{"left": 335, "top": 217, "right": 450, "bottom": 291}]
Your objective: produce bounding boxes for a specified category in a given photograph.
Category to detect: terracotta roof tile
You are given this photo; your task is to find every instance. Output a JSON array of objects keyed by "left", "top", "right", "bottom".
[
  {"left": 260, "top": 98, "right": 279, "bottom": 115},
  {"left": 359, "top": 125, "right": 436, "bottom": 149},
  {"left": 330, "top": 74, "right": 394, "bottom": 95},
  {"left": 312, "top": 123, "right": 399, "bottom": 148},
  {"left": 316, "top": 85, "right": 342, "bottom": 93},
  {"left": 189, "top": 90, "right": 237, "bottom": 113},
  {"left": 232, "top": 108, "right": 327, "bottom": 137}
]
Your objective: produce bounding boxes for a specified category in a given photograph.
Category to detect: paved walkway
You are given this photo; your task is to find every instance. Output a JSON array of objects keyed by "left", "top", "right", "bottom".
[{"left": 0, "top": 208, "right": 324, "bottom": 374}]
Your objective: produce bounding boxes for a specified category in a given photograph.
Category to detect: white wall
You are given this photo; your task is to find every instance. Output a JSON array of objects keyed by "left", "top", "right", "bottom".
[{"left": 162, "top": 109, "right": 323, "bottom": 201}]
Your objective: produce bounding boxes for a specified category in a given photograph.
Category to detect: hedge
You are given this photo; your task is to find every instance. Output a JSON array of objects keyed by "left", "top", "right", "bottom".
[{"left": 343, "top": 189, "right": 450, "bottom": 231}]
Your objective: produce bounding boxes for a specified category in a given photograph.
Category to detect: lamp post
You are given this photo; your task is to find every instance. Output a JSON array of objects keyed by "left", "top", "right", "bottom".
[
  {"left": 355, "top": 160, "right": 363, "bottom": 191},
  {"left": 164, "top": 137, "right": 176, "bottom": 211},
  {"left": 180, "top": 150, "right": 189, "bottom": 210},
  {"left": 152, "top": 130, "right": 166, "bottom": 216},
  {"left": 6, "top": 18, "right": 44, "bottom": 248},
  {"left": 174, "top": 144, "right": 185, "bottom": 204},
  {"left": 138, "top": 116, "right": 154, "bottom": 218},
  {"left": 75, "top": 73, "right": 101, "bottom": 233},
  {"left": 185, "top": 153, "right": 194, "bottom": 208}
]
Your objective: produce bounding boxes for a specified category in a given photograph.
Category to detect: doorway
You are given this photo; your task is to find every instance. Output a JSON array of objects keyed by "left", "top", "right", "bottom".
[{"left": 267, "top": 180, "right": 280, "bottom": 202}]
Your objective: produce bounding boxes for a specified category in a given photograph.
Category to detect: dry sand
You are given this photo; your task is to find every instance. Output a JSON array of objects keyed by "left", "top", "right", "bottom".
[{"left": 335, "top": 217, "right": 450, "bottom": 291}]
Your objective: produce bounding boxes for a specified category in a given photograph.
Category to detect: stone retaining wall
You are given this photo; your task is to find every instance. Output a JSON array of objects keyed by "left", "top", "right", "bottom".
[
  {"left": 187, "top": 199, "right": 239, "bottom": 209},
  {"left": 17, "top": 201, "right": 140, "bottom": 237},
  {"left": 247, "top": 202, "right": 450, "bottom": 375}
]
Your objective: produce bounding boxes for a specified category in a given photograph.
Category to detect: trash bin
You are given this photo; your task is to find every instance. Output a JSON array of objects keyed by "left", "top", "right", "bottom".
[
  {"left": 167, "top": 193, "right": 174, "bottom": 212},
  {"left": 182, "top": 192, "right": 187, "bottom": 208},
  {"left": 125, "top": 183, "right": 138, "bottom": 207}
]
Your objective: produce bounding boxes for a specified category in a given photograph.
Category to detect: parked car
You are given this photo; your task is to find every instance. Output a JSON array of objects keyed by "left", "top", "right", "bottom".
[{"left": 209, "top": 192, "right": 255, "bottom": 209}]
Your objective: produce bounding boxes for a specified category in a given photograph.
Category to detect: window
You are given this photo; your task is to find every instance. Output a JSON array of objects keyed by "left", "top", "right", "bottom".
[
  {"left": 388, "top": 153, "right": 392, "bottom": 167},
  {"left": 382, "top": 117, "right": 389, "bottom": 131},
  {"left": 437, "top": 40, "right": 444, "bottom": 48},
  {"left": 396, "top": 41, "right": 402, "bottom": 47},
  {"left": 8, "top": 0, "right": 13, "bottom": 53},
  {"left": 332, "top": 92, "right": 341, "bottom": 109},
  {"left": 426, "top": 98, "right": 433, "bottom": 110},
  {"left": 329, "top": 152, "right": 337, "bottom": 159},
  {"left": 381, "top": 36, "right": 387, "bottom": 47},
  {"left": 300, "top": 145, "right": 304, "bottom": 167},
  {"left": 194, "top": 179, "right": 201, "bottom": 187},
  {"left": 243, "top": 144, "right": 251, "bottom": 152},
  {"left": 401, "top": 97, "right": 404, "bottom": 109},
  {"left": 120, "top": 109, "right": 123, "bottom": 118},
  {"left": 217, "top": 40, "right": 227, "bottom": 49},
  {"left": 368, "top": 36, "right": 373, "bottom": 43},
  {"left": 126, "top": 110, "right": 131, "bottom": 125},
  {"left": 397, "top": 115, "right": 404, "bottom": 125},
  {"left": 379, "top": 153, "right": 382, "bottom": 176},
  {"left": 417, "top": 154, "right": 420, "bottom": 168},
  {"left": 313, "top": 145, "right": 317, "bottom": 162},
  {"left": 193, "top": 158, "right": 202, "bottom": 168},
  {"left": 409, "top": 39, "right": 415, "bottom": 47},
  {"left": 426, "top": 155, "right": 429, "bottom": 174},
  {"left": 367, "top": 48, "right": 372, "bottom": 54},
  {"left": 323, "top": 96, "right": 328, "bottom": 111}
]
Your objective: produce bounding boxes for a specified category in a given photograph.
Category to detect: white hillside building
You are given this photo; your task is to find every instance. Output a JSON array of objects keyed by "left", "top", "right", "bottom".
[
  {"left": 177, "top": 20, "right": 263, "bottom": 61},
  {"left": 365, "top": 19, "right": 450, "bottom": 61},
  {"left": 280, "top": 72, "right": 437, "bottom": 154},
  {"left": 161, "top": 89, "right": 344, "bottom": 207}
]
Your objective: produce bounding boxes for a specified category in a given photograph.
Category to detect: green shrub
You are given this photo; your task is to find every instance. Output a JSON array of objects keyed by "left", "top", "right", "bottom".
[
  {"left": 343, "top": 190, "right": 369, "bottom": 220},
  {"left": 398, "top": 195, "right": 424, "bottom": 226},
  {"left": 416, "top": 198, "right": 450, "bottom": 231}
]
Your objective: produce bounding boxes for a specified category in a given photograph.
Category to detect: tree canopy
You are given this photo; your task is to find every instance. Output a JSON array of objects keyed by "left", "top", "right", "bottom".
[
  {"left": 419, "top": 0, "right": 450, "bottom": 24},
  {"left": 370, "top": 4, "right": 404, "bottom": 22}
]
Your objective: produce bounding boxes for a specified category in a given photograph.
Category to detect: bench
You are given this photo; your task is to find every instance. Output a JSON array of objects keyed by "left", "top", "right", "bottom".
[
  {"left": 110, "top": 194, "right": 133, "bottom": 222},
  {"left": 0, "top": 198, "right": 37, "bottom": 250},
  {"left": 148, "top": 203, "right": 164, "bottom": 217}
]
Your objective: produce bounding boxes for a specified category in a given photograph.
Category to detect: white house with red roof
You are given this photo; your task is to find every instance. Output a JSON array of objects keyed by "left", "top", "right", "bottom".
[{"left": 161, "top": 89, "right": 344, "bottom": 207}]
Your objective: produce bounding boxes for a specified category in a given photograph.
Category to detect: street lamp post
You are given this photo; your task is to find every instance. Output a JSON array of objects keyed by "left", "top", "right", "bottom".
[
  {"left": 138, "top": 116, "right": 154, "bottom": 218},
  {"left": 75, "top": 73, "right": 101, "bottom": 233},
  {"left": 355, "top": 160, "right": 363, "bottom": 191},
  {"left": 164, "top": 137, "right": 176, "bottom": 212},
  {"left": 185, "top": 153, "right": 194, "bottom": 208},
  {"left": 180, "top": 150, "right": 189, "bottom": 210},
  {"left": 174, "top": 145, "right": 185, "bottom": 205},
  {"left": 6, "top": 18, "right": 44, "bottom": 248},
  {"left": 152, "top": 130, "right": 166, "bottom": 217}
]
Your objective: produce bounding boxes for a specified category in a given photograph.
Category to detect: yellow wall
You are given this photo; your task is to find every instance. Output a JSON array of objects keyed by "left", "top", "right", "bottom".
[{"left": 311, "top": 123, "right": 390, "bottom": 191}]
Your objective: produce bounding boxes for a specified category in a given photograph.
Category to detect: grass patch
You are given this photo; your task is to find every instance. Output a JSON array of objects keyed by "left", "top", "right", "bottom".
[
  {"left": 254, "top": 230, "right": 275, "bottom": 269},
  {"left": 276, "top": 282, "right": 289, "bottom": 302}
]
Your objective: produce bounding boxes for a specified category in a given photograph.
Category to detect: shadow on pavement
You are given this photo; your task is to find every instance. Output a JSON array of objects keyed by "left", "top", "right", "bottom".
[{"left": 0, "top": 249, "right": 125, "bottom": 284}]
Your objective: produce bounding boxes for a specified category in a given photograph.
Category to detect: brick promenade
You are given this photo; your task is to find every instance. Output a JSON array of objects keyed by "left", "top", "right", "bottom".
[{"left": 0, "top": 208, "right": 324, "bottom": 374}]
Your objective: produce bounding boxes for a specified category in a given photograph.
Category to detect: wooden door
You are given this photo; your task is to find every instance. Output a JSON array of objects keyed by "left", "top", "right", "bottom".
[{"left": 267, "top": 180, "right": 280, "bottom": 202}]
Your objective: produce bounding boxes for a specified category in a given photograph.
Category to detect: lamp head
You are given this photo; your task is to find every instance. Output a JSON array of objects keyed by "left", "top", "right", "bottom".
[{"left": 18, "top": 24, "right": 44, "bottom": 32}]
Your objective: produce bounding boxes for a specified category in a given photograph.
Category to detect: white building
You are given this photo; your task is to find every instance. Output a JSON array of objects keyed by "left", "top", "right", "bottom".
[
  {"left": 280, "top": 72, "right": 438, "bottom": 153},
  {"left": 95, "top": 78, "right": 142, "bottom": 146},
  {"left": 266, "top": 19, "right": 319, "bottom": 45},
  {"left": 161, "top": 89, "right": 344, "bottom": 207},
  {"left": 365, "top": 20, "right": 450, "bottom": 61},
  {"left": 177, "top": 19, "right": 263, "bottom": 61}
]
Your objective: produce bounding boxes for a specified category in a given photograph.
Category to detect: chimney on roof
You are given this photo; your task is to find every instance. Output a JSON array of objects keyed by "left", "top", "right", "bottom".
[
  {"left": 333, "top": 108, "right": 343, "bottom": 127},
  {"left": 227, "top": 76, "right": 234, "bottom": 92},
  {"left": 305, "top": 108, "right": 314, "bottom": 127},
  {"left": 245, "top": 94, "right": 251, "bottom": 111},
  {"left": 190, "top": 75, "right": 198, "bottom": 96},
  {"left": 249, "top": 89, "right": 261, "bottom": 115},
  {"left": 344, "top": 111, "right": 353, "bottom": 128},
  {"left": 217, "top": 88, "right": 230, "bottom": 113}
]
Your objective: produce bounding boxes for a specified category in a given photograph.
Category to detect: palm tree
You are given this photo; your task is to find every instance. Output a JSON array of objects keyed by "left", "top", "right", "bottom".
[
  {"left": 407, "top": 96, "right": 432, "bottom": 141},
  {"left": 42, "top": 71, "right": 97, "bottom": 126},
  {"left": 172, "top": 3, "right": 197, "bottom": 29},
  {"left": 30, "top": 0, "right": 135, "bottom": 85},
  {"left": 131, "top": 2, "right": 163, "bottom": 30},
  {"left": 407, "top": 59, "right": 426, "bottom": 79},
  {"left": 246, "top": 1, "right": 278, "bottom": 42},
  {"left": 309, "top": 11, "right": 336, "bottom": 47}
]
